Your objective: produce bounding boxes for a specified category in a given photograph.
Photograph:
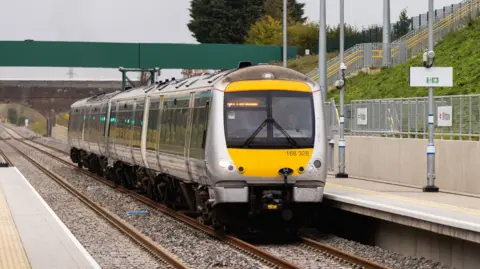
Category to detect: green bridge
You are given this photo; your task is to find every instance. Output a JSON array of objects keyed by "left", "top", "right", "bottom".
[{"left": 0, "top": 40, "right": 297, "bottom": 69}]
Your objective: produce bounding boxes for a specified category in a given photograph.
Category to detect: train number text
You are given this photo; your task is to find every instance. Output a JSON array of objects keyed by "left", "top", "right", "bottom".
[{"left": 286, "top": 150, "right": 309, "bottom": 157}]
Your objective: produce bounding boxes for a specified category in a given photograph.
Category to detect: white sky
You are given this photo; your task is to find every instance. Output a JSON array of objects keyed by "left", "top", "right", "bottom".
[{"left": 0, "top": 0, "right": 463, "bottom": 81}]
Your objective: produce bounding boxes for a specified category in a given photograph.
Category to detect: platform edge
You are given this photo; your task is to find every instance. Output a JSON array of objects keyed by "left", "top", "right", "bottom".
[{"left": 13, "top": 167, "right": 102, "bottom": 269}]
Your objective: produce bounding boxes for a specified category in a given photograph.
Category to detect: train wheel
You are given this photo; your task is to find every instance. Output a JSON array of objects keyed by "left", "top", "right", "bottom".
[{"left": 96, "top": 157, "right": 105, "bottom": 177}]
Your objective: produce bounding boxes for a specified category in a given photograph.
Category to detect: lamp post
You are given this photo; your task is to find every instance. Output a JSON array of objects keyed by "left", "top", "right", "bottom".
[
  {"left": 283, "top": 0, "right": 287, "bottom": 67},
  {"left": 335, "top": 0, "right": 348, "bottom": 178},
  {"left": 318, "top": 0, "right": 327, "bottom": 102}
]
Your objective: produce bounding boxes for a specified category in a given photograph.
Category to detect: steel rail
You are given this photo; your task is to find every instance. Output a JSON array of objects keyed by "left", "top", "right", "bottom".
[
  {"left": 4, "top": 139, "right": 188, "bottom": 269},
  {"left": 301, "top": 237, "right": 390, "bottom": 269},
  {"left": 0, "top": 147, "right": 13, "bottom": 167}
]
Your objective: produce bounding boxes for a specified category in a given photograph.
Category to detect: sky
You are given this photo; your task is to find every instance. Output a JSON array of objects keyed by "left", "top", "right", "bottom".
[{"left": 0, "top": 0, "right": 463, "bottom": 81}]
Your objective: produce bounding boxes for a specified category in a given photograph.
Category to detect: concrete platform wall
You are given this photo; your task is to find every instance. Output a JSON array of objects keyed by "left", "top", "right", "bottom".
[
  {"left": 52, "top": 124, "right": 68, "bottom": 141},
  {"left": 320, "top": 204, "right": 480, "bottom": 269},
  {"left": 331, "top": 136, "right": 480, "bottom": 196},
  {"left": 375, "top": 221, "right": 480, "bottom": 269}
]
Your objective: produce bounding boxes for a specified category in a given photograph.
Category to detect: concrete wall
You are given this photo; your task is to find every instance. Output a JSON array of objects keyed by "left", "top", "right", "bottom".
[
  {"left": 319, "top": 204, "right": 480, "bottom": 269},
  {"left": 52, "top": 124, "right": 68, "bottom": 141},
  {"left": 375, "top": 221, "right": 480, "bottom": 269},
  {"left": 332, "top": 136, "right": 480, "bottom": 196}
]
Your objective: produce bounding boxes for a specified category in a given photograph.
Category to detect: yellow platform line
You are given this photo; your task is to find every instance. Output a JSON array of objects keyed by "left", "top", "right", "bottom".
[
  {"left": 0, "top": 184, "right": 31, "bottom": 269},
  {"left": 327, "top": 182, "right": 480, "bottom": 216}
]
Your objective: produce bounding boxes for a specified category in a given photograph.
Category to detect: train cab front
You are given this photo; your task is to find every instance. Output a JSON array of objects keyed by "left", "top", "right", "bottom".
[{"left": 207, "top": 79, "right": 327, "bottom": 231}]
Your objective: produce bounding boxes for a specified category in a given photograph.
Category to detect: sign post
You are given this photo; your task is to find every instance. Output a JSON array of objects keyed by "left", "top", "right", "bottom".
[
  {"left": 335, "top": 0, "right": 348, "bottom": 178},
  {"left": 409, "top": 0, "right": 453, "bottom": 193}
]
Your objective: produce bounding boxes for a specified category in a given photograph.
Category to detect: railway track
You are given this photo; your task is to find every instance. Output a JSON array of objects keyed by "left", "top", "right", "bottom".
[
  {"left": 0, "top": 147, "right": 13, "bottom": 167},
  {"left": 3, "top": 125, "right": 390, "bottom": 269},
  {"left": 1, "top": 138, "right": 188, "bottom": 269}
]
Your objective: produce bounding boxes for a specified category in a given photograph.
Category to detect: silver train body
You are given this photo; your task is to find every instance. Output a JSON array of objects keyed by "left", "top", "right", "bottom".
[{"left": 68, "top": 64, "right": 327, "bottom": 231}]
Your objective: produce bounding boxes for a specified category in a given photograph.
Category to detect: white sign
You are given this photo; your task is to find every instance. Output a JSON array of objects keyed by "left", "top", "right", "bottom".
[
  {"left": 356, "top": 108, "right": 368, "bottom": 125},
  {"left": 437, "top": 106, "right": 452, "bottom": 127},
  {"left": 24, "top": 119, "right": 29, "bottom": 127},
  {"left": 305, "top": 49, "right": 310, "bottom": 55},
  {"left": 409, "top": 67, "right": 453, "bottom": 87}
]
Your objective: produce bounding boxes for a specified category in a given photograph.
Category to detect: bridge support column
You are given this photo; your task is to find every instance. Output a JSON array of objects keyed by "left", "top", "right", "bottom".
[{"left": 46, "top": 117, "right": 53, "bottom": 137}]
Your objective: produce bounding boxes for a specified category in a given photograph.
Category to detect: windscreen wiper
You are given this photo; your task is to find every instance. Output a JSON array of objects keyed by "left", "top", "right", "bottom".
[
  {"left": 271, "top": 119, "right": 298, "bottom": 148},
  {"left": 242, "top": 118, "right": 269, "bottom": 148}
]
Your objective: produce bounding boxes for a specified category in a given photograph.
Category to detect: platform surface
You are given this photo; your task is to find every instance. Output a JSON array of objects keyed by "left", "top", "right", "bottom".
[
  {"left": 0, "top": 167, "right": 101, "bottom": 269},
  {"left": 324, "top": 175, "right": 480, "bottom": 234}
]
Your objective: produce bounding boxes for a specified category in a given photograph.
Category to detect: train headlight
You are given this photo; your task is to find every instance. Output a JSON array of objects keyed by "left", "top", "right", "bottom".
[
  {"left": 262, "top": 73, "right": 275, "bottom": 79},
  {"left": 307, "top": 164, "right": 315, "bottom": 172},
  {"left": 218, "top": 160, "right": 236, "bottom": 172},
  {"left": 307, "top": 160, "right": 322, "bottom": 173}
]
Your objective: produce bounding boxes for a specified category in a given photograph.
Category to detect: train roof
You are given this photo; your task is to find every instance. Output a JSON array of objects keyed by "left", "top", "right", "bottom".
[
  {"left": 148, "top": 69, "right": 234, "bottom": 96},
  {"left": 70, "top": 64, "right": 316, "bottom": 109},
  {"left": 148, "top": 64, "right": 314, "bottom": 96},
  {"left": 109, "top": 85, "right": 154, "bottom": 102},
  {"left": 222, "top": 64, "right": 312, "bottom": 84},
  {"left": 71, "top": 90, "right": 121, "bottom": 108}
]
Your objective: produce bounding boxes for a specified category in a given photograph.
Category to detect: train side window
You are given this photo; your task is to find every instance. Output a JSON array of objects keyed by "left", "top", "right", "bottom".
[
  {"left": 125, "top": 102, "right": 134, "bottom": 146},
  {"left": 147, "top": 101, "right": 159, "bottom": 151},
  {"left": 188, "top": 91, "right": 211, "bottom": 159},
  {"left": 158, "top": 96, "right": 189, "bottom": 156}
]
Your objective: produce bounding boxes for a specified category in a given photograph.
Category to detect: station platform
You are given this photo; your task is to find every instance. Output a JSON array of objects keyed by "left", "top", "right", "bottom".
[
  {"left": 324, "top": 175, "right": 480, "bottom": 244},
  {"left": 0, "top": 167, "right": 101, "bottom": 269}
]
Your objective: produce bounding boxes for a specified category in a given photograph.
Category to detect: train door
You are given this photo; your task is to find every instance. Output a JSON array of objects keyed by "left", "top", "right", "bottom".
[
  {"left": 144, "top": 96, "right": 161, "bottom": 171},
  {"left": 153, "top": 96, "right": 165, "bottom": 171},
  {"left": 107, "top": 102, "right": 119, "bottom": 161},
  {"left": 80, "top": 106, "right": 87, "bottom": 148},
  {"left": 132, "top": 100, "right": 145, "bottom": 166}
]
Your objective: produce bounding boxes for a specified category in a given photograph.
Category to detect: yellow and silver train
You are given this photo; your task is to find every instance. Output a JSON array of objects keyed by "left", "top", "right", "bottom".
[{"left": 68, "top": 63, "right": 327, "bottom": 233}]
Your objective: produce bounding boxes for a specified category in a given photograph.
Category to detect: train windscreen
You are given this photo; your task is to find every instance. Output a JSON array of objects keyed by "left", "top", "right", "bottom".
[{"left": 224, "top": 90, "right": 314, "bottom": 149}]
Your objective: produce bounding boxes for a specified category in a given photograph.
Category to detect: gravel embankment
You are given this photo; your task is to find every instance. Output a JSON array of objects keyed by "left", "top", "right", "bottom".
[
  {"left": 301, "top": 229, "right": 452, "bottom": 269},
  {"left": 10, "top": 138, "right": 272, "bottom": 269},
  {"left": 0, "top": 140, "right": 169, "bottom": 269},
  {"left": 257, "top": 243, "right": 353, "bottom": 269}
]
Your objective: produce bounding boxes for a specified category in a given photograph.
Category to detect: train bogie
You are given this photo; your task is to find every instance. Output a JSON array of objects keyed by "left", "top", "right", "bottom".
[{"left": 68, "top": 64, "right": 327, "bottom": 233}]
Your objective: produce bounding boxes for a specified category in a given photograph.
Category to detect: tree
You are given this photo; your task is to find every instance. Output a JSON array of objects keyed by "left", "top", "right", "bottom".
[
  {"left": 7, "top": 108, "right": 17, "bottom": 125},
  {"left": 245, "top": 15, "right": 283, "bottom": 45},
  {"left": 245, "top": 16, "right": 318, "bottom": 55},
  {"left": 187, "top": 0, "right": 264, "bottom": 44},
  {"left": 263, "top": 0, "right": 306, "bottom": 24},
  {"left": 393, "top": 8, "right": 412, "bottom": 39}
]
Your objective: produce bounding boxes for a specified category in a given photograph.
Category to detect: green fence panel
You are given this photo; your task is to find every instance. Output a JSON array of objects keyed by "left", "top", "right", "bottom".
[{"left": 0, "top": 41, "right": 297, "bottom": 69}]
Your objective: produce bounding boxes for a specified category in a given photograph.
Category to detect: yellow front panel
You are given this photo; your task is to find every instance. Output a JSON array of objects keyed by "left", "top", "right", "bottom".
[
  {"left": 227, "top": 148, "right": 313, "bottom": 178},
  {"left": 225, "top": 80, "right": 311, "bottom": 93}
]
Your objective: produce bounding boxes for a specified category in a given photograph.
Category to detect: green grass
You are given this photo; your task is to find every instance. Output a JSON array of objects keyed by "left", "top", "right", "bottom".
[
  {"left": 328, "top": 18, "right": 480, "bottom": 103},
  {"left": 27, "top": 120, "right": 47, "bottom": 136}
]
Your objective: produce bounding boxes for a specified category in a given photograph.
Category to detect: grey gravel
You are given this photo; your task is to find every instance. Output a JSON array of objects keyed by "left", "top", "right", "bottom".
[
  {"left": 301, "top": 229, "right": 453, "bottom": 269},
  {"left": 257, "top": 243, "right": 353, "bottom": 269},
  {"left": 0, "top": 140, "right": 169, "bottom": 269},
  {"left": 7, "top": 134, "right": 272, "bottom": 269}
]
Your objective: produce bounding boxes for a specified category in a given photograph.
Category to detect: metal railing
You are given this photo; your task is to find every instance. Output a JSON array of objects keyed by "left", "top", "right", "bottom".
[
  {"left": 340, "top": 94, "right": 480, "bottom": 141},
  {"left": 306, "top": 0, "right": 480, "bottom": 87}
]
